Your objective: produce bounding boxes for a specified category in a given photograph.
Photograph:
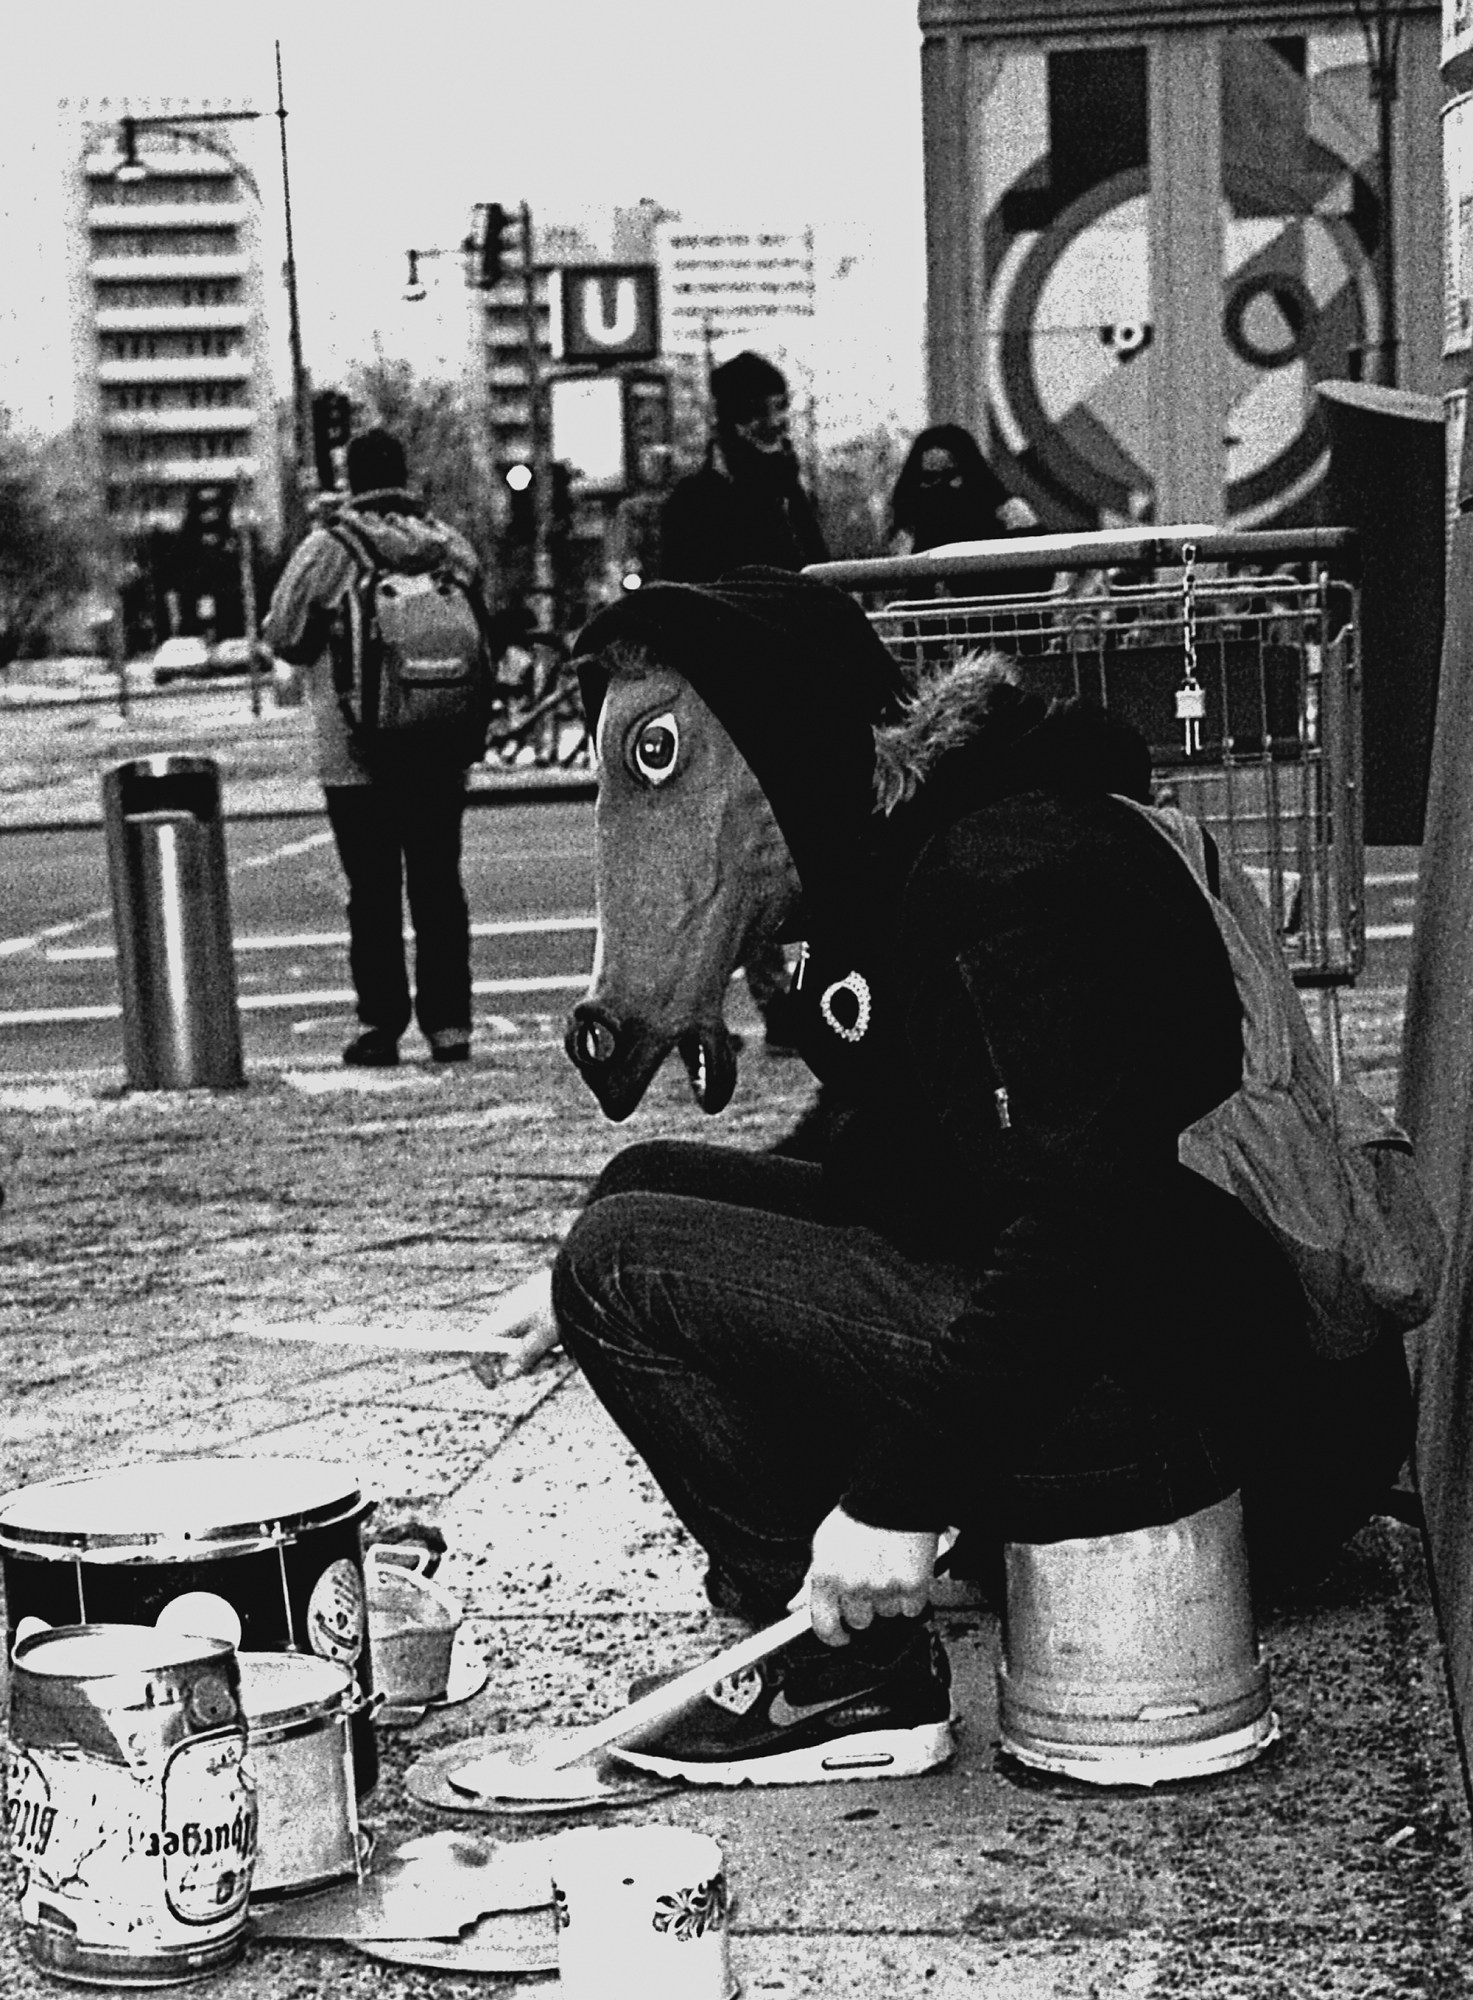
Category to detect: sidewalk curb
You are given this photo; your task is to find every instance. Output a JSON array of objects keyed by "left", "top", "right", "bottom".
[{"left": 0, "top": 768, "right": 597, "bottom": 836}]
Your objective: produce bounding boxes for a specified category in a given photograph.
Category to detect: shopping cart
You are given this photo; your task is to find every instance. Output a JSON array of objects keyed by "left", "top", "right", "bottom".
[{"left": 810, "top": 527, "right": 1363, "bottom": 1074}]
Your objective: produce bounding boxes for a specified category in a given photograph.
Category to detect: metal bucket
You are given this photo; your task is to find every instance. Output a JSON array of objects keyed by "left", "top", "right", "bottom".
[
  {"left": 6, "top": 1623, "right": 256, "bottom": 1985},
  {"left": 365, "top": 1545, "right": 463, "bottom": 1707},
  {"left": 996, "top": 1490, "right": 1278, "bottom": 1786},
  {"left": 236, "top": 1652, "right": 362, "bottom": 1899}
]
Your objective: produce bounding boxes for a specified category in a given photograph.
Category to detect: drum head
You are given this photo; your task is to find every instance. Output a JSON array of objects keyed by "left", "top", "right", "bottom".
[{"left": 0, "top": 1459, "right": 365, "bottom": 1558}]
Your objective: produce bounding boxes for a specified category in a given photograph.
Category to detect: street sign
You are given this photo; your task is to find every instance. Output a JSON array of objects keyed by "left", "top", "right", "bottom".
[{"left": 556, "top": 265, "right": 659, "bottom": 363}]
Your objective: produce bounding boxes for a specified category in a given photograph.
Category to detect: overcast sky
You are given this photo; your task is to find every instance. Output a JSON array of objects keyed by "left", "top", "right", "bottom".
[{"left": 1, "top": 0, "right": 929, "bottom": 440}]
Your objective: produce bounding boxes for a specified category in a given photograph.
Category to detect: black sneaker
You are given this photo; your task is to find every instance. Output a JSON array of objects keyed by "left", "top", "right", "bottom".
[
  {"left": 610, "top": 1624, "right": 954, "bottom": 1787},
  {"left": 343, "top": 1028, "right": 400, "bottom": 1068},
  {"left": 428, "top": 1029, "right": 472, "bottom": 1064}
]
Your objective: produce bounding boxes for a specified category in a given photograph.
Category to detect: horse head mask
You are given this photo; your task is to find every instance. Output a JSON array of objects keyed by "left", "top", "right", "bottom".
[{"left": 567, "top": 570, "right": 908, "bottom": 1119}]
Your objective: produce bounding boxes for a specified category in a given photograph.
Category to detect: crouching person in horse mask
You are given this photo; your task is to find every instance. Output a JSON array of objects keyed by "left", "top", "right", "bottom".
[{"left": 550, "top": 569, "right": 1412, "bottom": 1788}]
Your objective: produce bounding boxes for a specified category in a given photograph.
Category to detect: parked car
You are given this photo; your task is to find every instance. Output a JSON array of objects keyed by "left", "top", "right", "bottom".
[{"left": 152, "top": 635, "right": 274, "bottom": 685}]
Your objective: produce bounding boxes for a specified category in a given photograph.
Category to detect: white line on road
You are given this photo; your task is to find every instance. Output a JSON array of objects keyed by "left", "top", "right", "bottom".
[
  {"left": 0, "top": 973, "right": 588, "bottom": 1029},
  {"left": 1366, "top": 923, "right": 1413, "bottom": 941},
  {"left": 0, "top": 827, "right": 338, "bottom": 959},
  {"left": 41, "top": 914, "right": 598, "bottom": 963}
]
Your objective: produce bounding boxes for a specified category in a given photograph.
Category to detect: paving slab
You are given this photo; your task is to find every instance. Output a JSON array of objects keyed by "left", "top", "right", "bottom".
[{"left": 0, "top": 828, "right": 1469, "bottom": 1995}]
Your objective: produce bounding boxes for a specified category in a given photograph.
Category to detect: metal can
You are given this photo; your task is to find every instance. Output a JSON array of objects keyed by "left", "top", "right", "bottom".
[{"left": 6, "top": 1623, "right": 257, "bottom": 1986}]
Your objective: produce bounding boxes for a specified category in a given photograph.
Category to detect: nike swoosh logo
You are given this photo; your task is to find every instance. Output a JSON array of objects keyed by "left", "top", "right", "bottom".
[{"left": 768, "top": 1690, "right": 864, "bottom": 1728}]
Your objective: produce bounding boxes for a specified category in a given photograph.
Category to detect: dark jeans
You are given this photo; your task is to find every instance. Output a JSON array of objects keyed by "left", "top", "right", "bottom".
[
  {"left": 323, "top": 773, "right": 471, "bottom": 1040},
  {"left": 553, "top": 1141, "right": 1414, "bottom": 1620}
]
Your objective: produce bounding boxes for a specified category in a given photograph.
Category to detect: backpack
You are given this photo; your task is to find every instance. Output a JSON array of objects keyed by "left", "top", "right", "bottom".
[
  {"left": 328, "top": 514, "right": 494, "bottom": 765},
  {"left": 1120, "top": 798, "right": 1445, "bottom": 1361}
]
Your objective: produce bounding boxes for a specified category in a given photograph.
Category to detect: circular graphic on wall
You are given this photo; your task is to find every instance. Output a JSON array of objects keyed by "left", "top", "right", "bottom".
[{"left": 983, "top": 157, "right": 1380, "bottom": 527}]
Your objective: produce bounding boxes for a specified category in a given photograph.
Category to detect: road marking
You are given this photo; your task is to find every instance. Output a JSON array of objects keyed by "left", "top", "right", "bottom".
[
  {"left": 237, "top": 831, "right": 333, "bottom": 866},
  {"left": 41, "top": 914, "right": 597, "bottom": 962},
  {"left": 1366, "top": 923, "right": 1413, "bottom": 941},
  {"left": 0, "top": 827, "right": 337, "bottom": 959},
  {"left": 0, "top": 973, "right": 588, "bottom": 1030}
]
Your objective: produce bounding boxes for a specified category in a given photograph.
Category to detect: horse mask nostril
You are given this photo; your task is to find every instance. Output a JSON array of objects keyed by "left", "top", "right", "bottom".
[{"left": 577, "top": 1019, "right": 618, "bottom": 1066}]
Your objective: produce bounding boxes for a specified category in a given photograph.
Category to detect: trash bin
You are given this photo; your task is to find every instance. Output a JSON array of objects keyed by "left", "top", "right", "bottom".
[{"left": 101, "top": 756, "right": 245, "bottom": 1090}]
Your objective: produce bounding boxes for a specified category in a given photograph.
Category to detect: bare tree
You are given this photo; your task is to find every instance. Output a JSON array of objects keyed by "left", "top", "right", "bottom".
[
  {"left": 346, "top": 357, "right": 498, "bottom": 571},
  {"left": 813, "top": 427, "right": 907, "bottom": 561},
  {"left": 0, "top": 418, "right": 106, "bottom": 672}
]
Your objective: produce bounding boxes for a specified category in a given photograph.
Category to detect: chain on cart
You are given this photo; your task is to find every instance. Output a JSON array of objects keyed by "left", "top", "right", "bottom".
[{"left": 813, "top": 528, "right": 1364, "bottom": 1075}]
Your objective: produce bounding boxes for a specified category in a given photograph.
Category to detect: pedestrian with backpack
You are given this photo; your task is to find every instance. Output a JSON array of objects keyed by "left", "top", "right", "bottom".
[{"left": 264, "top": 428, "right": 497, "bottom": 1067}]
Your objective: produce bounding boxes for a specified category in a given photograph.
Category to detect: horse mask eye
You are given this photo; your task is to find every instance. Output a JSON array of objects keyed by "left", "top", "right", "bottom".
[{"left": 630, "top": 712, "right": 680, "bottom": 786}]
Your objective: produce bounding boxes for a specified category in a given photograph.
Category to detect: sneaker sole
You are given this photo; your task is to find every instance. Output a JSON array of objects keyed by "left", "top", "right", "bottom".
[{"left": 610, "top": 1719, "right": 954, "bottom": 1788}]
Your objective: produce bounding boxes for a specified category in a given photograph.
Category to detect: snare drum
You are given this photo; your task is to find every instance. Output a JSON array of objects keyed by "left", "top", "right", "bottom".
[
  {"left": 0, "top": 1459, "right": 379, "bottom": 1793},
  {"left": 237, "top": 1651, "right": 362, "bottom": 1898}
]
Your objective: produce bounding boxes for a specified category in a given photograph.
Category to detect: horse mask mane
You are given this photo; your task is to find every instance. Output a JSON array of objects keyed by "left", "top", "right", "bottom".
[{"left": 575, "top": 569, "right": 910, "bottom": 925}]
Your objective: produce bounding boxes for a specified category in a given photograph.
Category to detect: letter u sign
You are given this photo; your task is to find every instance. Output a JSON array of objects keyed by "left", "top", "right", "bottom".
[
  {"left": 580, "top": 277, "right": 637, "bottom": 347},
  {"left": 560, "top": 265, "right": 659, "bottom": 362}
]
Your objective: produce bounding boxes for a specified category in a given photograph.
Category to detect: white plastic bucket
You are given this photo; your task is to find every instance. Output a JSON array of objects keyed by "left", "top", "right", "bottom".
[{"left": 550, "top": 1825, "right": 735, "bottom": 2000}]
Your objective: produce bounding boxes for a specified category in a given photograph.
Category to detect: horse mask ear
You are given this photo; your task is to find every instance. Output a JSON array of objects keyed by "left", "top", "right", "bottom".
[{"left": 575, "top": 570, "right": 909, "bottom": 915}]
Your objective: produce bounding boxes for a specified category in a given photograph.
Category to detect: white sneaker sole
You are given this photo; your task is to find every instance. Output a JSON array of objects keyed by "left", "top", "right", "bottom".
[{"left": 610, "top": 1719, "right": 955, "bottom": 1788}]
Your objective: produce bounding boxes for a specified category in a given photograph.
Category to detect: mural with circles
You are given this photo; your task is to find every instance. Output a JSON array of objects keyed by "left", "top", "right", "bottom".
[{"left": 979, "top": 34, "right": 1383, "bottom": 530}]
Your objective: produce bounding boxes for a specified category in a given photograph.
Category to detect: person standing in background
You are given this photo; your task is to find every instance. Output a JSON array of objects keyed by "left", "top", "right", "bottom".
[
  {"left": 263, "top": 429, "right": 492, "bottom": 1069},
  {"left": 657, "top": 351, "right": 830, "bottom": 586},
  {"left": 656, "top": 352, "right": 830, "bottom": 1054}
]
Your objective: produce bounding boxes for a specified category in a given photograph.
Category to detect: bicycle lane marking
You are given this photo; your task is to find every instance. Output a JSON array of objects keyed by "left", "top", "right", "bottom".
[{"left": 0, "top": 827, "right": 337, "bottom": 960}]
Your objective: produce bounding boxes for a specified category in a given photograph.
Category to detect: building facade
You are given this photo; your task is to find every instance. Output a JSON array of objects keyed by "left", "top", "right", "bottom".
[
  {"left": 656, "top": 223, "right": 817, "bottom": 365},
  {"left": 68, "top": 105, "right": 283, "bottom": 572},
  {"left": 919, "top": 0, "right": 1442, "bottom": 529}
]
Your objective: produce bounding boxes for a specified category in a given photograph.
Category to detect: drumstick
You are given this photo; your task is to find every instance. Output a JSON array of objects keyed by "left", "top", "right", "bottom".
[{"left": 450, "top": 1605, "right": 812, "bottom": 1796}]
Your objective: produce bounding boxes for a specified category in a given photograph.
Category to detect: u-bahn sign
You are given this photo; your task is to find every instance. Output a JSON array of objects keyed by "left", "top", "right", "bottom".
[{"left": 556, "top": 265, "right": 660, "bottom": 364}]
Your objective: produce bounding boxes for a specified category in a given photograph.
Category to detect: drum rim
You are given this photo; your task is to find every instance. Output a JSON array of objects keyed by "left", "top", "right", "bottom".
[
  {"left": 12, "top": 1621, "right": 239, "bottom": 1682},
  {"left": 237, "top": 1649, "right": 357, "bottom": 1732},
  {"left": 0, "top": 1458, "right": 368, "bottom": 1558}
]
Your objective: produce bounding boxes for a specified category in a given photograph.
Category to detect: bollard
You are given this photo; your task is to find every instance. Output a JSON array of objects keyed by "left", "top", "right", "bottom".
[{"left": 101, "top": 756, "right": 245, "bottom": 1090}]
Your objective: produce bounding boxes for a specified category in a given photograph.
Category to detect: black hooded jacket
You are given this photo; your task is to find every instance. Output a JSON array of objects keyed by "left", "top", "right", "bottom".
[{"left": 577, "top": 573, "right": 1256, "bottom": 1530}]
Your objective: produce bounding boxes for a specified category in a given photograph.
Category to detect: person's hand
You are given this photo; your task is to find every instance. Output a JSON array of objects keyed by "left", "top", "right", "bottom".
[
  {"left": 998, "top": 495, "right": 1039, "bottom": 534},
  {"left": 798, "top": 1507, "right": 939, "bottom": 1647},
  {"left": 469, "top": 1268, "right": 561, "bottom": 1386}
]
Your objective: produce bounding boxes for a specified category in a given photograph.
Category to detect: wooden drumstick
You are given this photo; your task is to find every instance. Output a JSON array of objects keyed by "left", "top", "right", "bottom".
[{"left": 449, "top": 1606, "right": 813, "bottom": 1799}]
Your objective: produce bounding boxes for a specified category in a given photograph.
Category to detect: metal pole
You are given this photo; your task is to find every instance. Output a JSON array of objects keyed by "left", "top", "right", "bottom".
[
  {"left": 276, "top": 41, "right": 314, "bottom": 538},
  {"left": 520, "top": 201, "right": 554, "bottom": 627},
  {"left": 1356, "top": 0, "right": 1407, "bottom": 388},
  {"left": 237, "top": 504, "right": 262, "bottom": 718}
]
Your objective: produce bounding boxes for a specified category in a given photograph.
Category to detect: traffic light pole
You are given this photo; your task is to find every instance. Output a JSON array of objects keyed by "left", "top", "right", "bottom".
[{"left": 520, "top": 202, "right": 555, "bottom": 630}]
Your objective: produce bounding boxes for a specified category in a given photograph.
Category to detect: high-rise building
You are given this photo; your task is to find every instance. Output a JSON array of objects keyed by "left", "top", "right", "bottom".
[
  {"left": 67, "top": 105, "right": 283, "bottom": 561},
  {"left": 652, "top": 220, "right": 819, "bottom": 468},
  {"left": 656, "top": 223, "right": 817, "bottom": 367}
]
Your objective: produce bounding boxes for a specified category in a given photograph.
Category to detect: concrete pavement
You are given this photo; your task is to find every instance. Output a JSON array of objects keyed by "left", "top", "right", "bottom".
[{"left": 0, "top": 696, "right": 1471, "bottom": 1994}]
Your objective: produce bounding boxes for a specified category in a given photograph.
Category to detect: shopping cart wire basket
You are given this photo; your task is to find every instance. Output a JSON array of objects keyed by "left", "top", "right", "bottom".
[{"left": 807, "top": 527, "right": 1363, "bottom": 1075}]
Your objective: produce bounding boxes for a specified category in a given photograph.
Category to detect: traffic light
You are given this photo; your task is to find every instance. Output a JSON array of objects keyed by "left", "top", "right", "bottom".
[
  {"left": 478, "top": 203, "right": 516, "bottom": 290},
  {"left": 622, "top": 373, "right": 673, "bottom": 490},
  {"left": 183, "top": 482, "right": 235, "bottom": 556},
  {"left": 503, "top": 462, "right": 535, "bottom": 542},
  {"left": 312, "top": 390, "right": 353, "bottom": 490}
]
